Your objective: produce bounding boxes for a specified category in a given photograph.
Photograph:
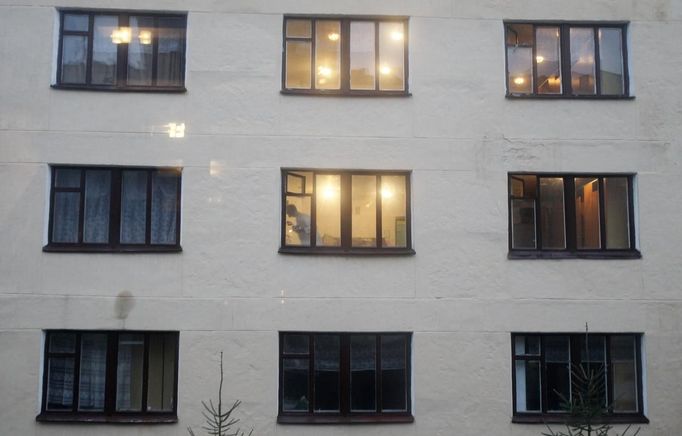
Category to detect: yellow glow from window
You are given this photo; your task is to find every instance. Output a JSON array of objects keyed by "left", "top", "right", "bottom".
[
  {"left": 380, "top": 65, "right": 392, "bottom": 75},
  {"left": 322, "top": 185, "right": 338, "bottom": 199},
  {"left": 327, "top": 32, "right": 340, "bottom": 41},
  {"left": 111, "top": 27, "right": 132, "bottom": 44},
  {"left": 390, "top": 31, "right": 404, "bottom": 41},
  {"left": 536, "top": 55, "right": 544, "bottom": 63},
  {"left": 318, "top": 66, "right": 333, "bottom": 77},
  {"left": 381, "top": 187, "right": 394, "bottom": 199},
  {"left": 138, "top": 30, "right": 152, "bottom": 45},
  {"left": 513, "top": 77, "right": 525, "bottom": 85}
]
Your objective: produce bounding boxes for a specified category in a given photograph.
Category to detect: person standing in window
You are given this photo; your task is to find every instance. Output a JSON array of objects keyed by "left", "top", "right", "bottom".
[{"left": 286, "top": 204, "right": 312, "bottom": 245}]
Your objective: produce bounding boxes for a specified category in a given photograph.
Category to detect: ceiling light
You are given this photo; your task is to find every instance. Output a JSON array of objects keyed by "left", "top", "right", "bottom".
[
  {"left": 328, "top": 32, "right": 340, "bottom": 41},
  {"left": 513, "top": 77, "right": 525, "bottom": 85},
  {"left": 111, "top": 27, "right": 132, "bottom": 44},
  {"left": 380, "top": 65, "right": 392, "bottom": 75},
  {"left": 381, "top": 188, "right": 394, "bottom": 199},
  {"left": 138, "top": 30, "right": 152, "bottom": 45},
  {"left": 536, "top": 55, "right": 544, "bottom": 63},
  {"left": 318, "top": 66, "right": 332, "bottom": 77},
  {"left": 390, "top": 31, "right": 404, "bottom": 41}
]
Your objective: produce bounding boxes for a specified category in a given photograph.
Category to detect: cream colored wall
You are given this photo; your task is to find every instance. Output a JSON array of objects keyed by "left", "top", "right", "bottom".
[{"left": 1, "top": 0, "right": 682, "bottom": 435}]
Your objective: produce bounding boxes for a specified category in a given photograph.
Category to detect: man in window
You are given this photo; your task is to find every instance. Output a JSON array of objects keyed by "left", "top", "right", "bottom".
[{"left": 286, "top": 204, "right": 312, "bottom": 245}]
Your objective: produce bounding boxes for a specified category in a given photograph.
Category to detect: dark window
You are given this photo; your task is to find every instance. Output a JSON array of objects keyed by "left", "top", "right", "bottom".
[
  {"left": 505, "top": 22, "right": 629, "bottom": 98},
  {"left": 47, "top": 166, "right": 182, "bottom": 252},
  {"left": 508, "top": 173, "right": 639, "bottom": 258},
  {"left": 38, "top": 331, "right": 178, "bottom": 423},
  {"left": 282, "top": 16, "right": 409, "bottom": 96},
  {"left": 280, "top": 169, "right": 413, "bottom": 255},
  {"left": 56, "top": 10, "right": 186, "bottom": 91},
  {"left": 512, "top": 333, "right": 647, "bottom": 424},
  {"left": 278, "top": 332, "right": 412, "bottom": 424}
]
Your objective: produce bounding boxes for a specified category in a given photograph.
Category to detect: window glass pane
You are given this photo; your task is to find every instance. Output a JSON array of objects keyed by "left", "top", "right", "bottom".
[
  {"left": 78, "top": 333, "right": 107, "bottom": 411},
  {"left": 83, "top": 170, "right": 111, "bottom": 243},
  {"left": 599, "top": 28, "right": 624, "bottom": 95},
  {"left": 128, "top": 17, "right": 154, "bottom": 86},
  {"left": 315, "top": 21, "right": 341, "bottom": 90},
  {"left": 151, "top": 171, "right": 179, "bottom": 245},
  {"left": 536, "top": 27, "right": 562, "bottom": 94},
  {"left": 350, "top": 21, "right": 376, "bottom": 90},
  {"left": 570, "top": 27, "right": 597, "bottom": 95},
  {"left": 350, "top": 335, "right": 376, "bottom": 411},
  {"left": 116, "top": 334, "right": 145, "bottom": 411},
  {"left": 157, "top": 17, "right": 185, "bottom": 86},
  {"left": 147, "top": 333, "right": 176, "bottom": 412},
  {"left": 64, "top": 14, "right": 89, "bottom": 32},
  {"left": 352, "top": 175, "right": 377, "bottom": 247},
  {"left": 282, "top": 358, "right": 309, "bottom": 411},
  {"left": 539, "top": 178, "right": 566, "bottom": 249},
  {"left": 575, "top": 177, "right": 601, "bottom": 249},
  {"left": 378, "top": 22, "right": 405, "bottom": 91},
  {"left": 514, "top": 335, "right": 540, "bottom": 356},
  {"left": 61, "top": 35, "right": 88, "bottom": 84},
  {"left": 580, "top": 335, "right": 607, "bottom": 408},
  {"left": 283, "top": 334, "right": 309, "bottom": 354},
  {"left": 285, "top": 196, "right": 311, "bottom": 246},
  {"left": 286, "top": 41, "right": 312, "bottom": 89},
  {"left": 545, "top": 336, "right": 571, "bottom": 411},
  {"left": 120, "top": 171, "right": 148, "bottom": 244},
  {"left": 515, "top": 360, "right": 541, "bottom": 412},
  {"left": 91, "top": 15, "right": 118, "bottom": 85},
  {"left": 506, "top": 24, "right": 533, "bottom": 94},
  {"left": 286, "top": 172, "right": 311, "bottom": 194},
  {"left": 381, "top": 335, "right": 407, "bottom": 411},
  {"left": 511, "top": 199, "right": 535, "bottom": 249},
  {"left": 381, "top": 175, "right": 407, "bottom": 247},
  {"left": 314, "top": 335, "right": 340, "bottom": 412},
  {"left": 47, "top": 357, "right": 75, "bottom": 410},
  {"left": 604, "top": 177, "right": 630, "bottom": 249},
  {"left": 53, "top": 192, "right": 80, "bottom": 243},
  {"left": 286, "top": 19, "right": 311, "bottom": 38},
  {"left": 611, "top": 336, "right": 638, "bottom": 412},
  {"left": 315, "top": 174, "right": 341, "bottom": 247},
  {"left": 55, "top": 169, "right": 82, "bottom": 188},
  {"left": 50, "top": 333, "right": 76, "bottom": 353}
]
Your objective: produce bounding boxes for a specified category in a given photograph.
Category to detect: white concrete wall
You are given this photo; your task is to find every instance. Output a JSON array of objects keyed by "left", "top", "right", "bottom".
[{"left": 1, "top": 0, "right": 682, "bottom": 435}]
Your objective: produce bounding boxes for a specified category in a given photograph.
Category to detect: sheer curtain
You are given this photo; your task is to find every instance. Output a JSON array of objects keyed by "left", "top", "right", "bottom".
[
  {"left": 83, "top": 170, "right": 111, "bottom": 243},
  {"left": 120, "top": 171, "right": 147, "bottom": 244},
  {"left": 116, "top": 334, "right": 145, "bottom": 411},
  {"left": 151, "top": 172, "right": 179, "bottom": 244},
  {"left": 157, "top": 17, "right": 184, "bottom": 86},
  {"left": 78, "top": 334, "right": 107, "bottom": 411}
]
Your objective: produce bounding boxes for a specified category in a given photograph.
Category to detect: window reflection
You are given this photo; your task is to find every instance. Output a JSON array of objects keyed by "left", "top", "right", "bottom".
[
  {"left": 510, "top": 175, "right": 537, "bottom": 249},
  {"left": 506, "top": 24, "right": 533, "bottom": 94},
  {"left": 599, "top": 28, "right": 625, "bottom": 95},
  {"left": 61, "top": 35, "right": 88, "bottom": 84},
  {"left": 539, "top": 178, "right": 566, "bottom": 249},
  {"left": 350, "top": 21, "right": 376, "bottom": 90},
  {"left": 570, "top": 28, "right": 597, "bottom": 95},
  {"left": 536, "top": 27, "right": 561, "bottom": 94},
  {"left": 116, "top": 334, "right": 145, "bottom": 411},
  {"left": 381, "top": 175, "right": 407, "bottom": 247},
  {"left": 315, "top": 21, "right": 341, "bottom": 89},
  {"left": 575, "top": 177, "right": 601, "bottom": 249},
  {"left": 604, "top": 177, "right": 630, "bottom": 249},
  {"left": 350, "top": 335, "right": 376, "bottom": 412},
  {"left": 92, "top": 16, "right": 118, "bottom": 85},
  {"left": 128, "top": 17, "right": 154, "bottom": 86}
]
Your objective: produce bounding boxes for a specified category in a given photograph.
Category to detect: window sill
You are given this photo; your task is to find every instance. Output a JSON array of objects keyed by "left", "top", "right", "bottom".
[
  {"left": 506, "top": 93, "right": 634, "bottom": 100},
  {"left": 51, "top": 84, "right": 187, "bottom": 93},
  {"left": 36, "top": 413, "right": 178, "bottom": 424},
  {"left": 281, "top": 89, "right": 411, "bottom": 97},
  {"left": 279, "top": 247, "right": 415, "bottom": 256},
  {"left": 278, "top": 414, "right": 414, "bottom": 424},
  {"left": 508, "top": 250, "right": 641, "bottom": 260},
  {"left": 512, "top": 414, "right": 649, "bottom": 425},
  {"left": 43, "top": 244, "right": 182, "bottom": 253}
]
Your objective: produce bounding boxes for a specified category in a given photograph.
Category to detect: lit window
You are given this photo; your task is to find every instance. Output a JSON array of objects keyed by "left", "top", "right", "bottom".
[
  {"left": 279, "top": 332, "right": 413, "bottom": 424},
  {"left": 505, "top": 22, "right": 628, "bottom": 97},
  {"left": 47, "top": 166, "right": 182, "bottom": 252},
  {"left": 281, "top": 169, "right": 413, "bottom": 254},
  {"left": 508, "top": 173, "right": 639, "bottom": 258},
  {"left": 283, "top": 17, "right": 409, "bottom": 95},
  {"left": 57, "top": 10, "right": 186, "bottom": 91},
  {"left": 38, "top": 331, "right": 178, "bottom": 423},
  {"left": 512, "top": 333, "right": 646, "bottom": 423}
]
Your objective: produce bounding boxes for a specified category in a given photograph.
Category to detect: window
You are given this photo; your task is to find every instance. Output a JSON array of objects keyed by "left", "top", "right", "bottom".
[
  {"left": 278, "top": 332, "right": 412, "bottom": 423},
  {"left": 280, "top": 169, "right": 413, "bottom": 254},
  {"left": 512, "top": 333, "right": 647, "bottom": 423},
  {"left": 38, "top": 331, "right": 178, "bottom": 423},
  {"left": 282, "top": 16, "right": 409, "bottom": 95},
  {"left": 56, "top": 10, "right": 186, "bottom": 91},
  {"left": 505, "top": 22, "right": 629, "bottom": 98},
  {"left": 508, "top": 173, "right": 639, "bottom": 258},
  {"left": 46, "top": 166, "right": 182, "bottom": 252}
]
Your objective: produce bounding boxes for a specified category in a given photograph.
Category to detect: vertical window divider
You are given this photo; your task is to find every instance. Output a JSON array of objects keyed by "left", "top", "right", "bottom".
[
  {"left": 110, "top": 169, "right": 122, "bottom": 248},
  {"left": 376, "top": 176, "right": 383, "bottom": 248},
  {"left": 531, "top": 26, "right": 539, "bottom": 95},
  {"left": 594, "top": 27, "right": 602, "bottom": 96},
  {"left": 627, "top": 176, "right": 636, "bottom": 250},
  {"left": 374, "top": 21, "right": 380, "bottom": 91},
  {"left": 598, "top": 177, "right": 607, "bottom": 250},
  {"left": 311, "top": 173, "right": 318, "bottom": 248},
  {"left": 376, "top": 335, "right": 383, "bottom": 412},
  {"left": 605, "top": 335, "right": 614, "bottom": 413},
  {"left": 308, "top": 333, "right": 315, "bottom": 414},
  {"left": 340, "top": 19, "right": 351, "bottom": 93},
  {"left": 105, "top": 331, "right": 117, "bottom": 415},
  {"left": 635, "top": 335, "right": 643, "bottom": 414},
  {"left": 85, "top": 15, "right": 95, "bottom": 85},
  {"left": 145, "top": 170, "right": 153, "bottom": 245},
  {"left": 152, "top": 16, "right": 160, "bottom": 86},
  {"left": 311, "top": 19, "right": 317, "bottom": 90},
  {"left": 340, "top": 174, "right": 352, "bottom": 248},
  {"left": 141, "top": 333, "right": 151, "bottom": 414},
  {"left": 564, "top": 176, "right": 577, "bottom": 251},
  {"left": 405, "top": 172, "right": 413, "bottom": 250},
  {"left": 72, "top": 333, "right": 83, "bottom": 413},
  {"left": 118, "top": 14, "right": 129, "bottom": 86},
  {"left": 539, "top": 336, "right": 547, "bottom": 414},
  {"left": 560, "top": 25, "right": 572, "bottom": 96},
  {"left": 56, "top": 13, "right": 66, "bottom": 84},
  {"left": 77, "top": 169, "right": 86, "bottom": 244},
  {"left": 535, "top": 175, "right": 542, "bottom": 250},
  {"left": 621, "top": 26, "right": 630, "bottom": 96},
  {"left": 403, "top": 20, "right": 409, "bottom": 91}
]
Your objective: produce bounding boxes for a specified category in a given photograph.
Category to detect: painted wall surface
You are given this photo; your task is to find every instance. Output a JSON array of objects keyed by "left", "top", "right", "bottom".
[{"left": 1, "top": 0, "right": 682, "bottom": 435}]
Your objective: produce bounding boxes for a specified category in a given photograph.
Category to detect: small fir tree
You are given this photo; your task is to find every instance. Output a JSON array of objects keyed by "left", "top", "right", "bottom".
[{"left": 187, "top": 352, "right": 254, "bottom": 436}]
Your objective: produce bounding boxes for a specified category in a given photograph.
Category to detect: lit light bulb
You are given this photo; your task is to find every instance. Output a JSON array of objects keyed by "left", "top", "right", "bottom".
[
  {"left": 380, "top": 65, "right": 392, "bottom": 75},
  {"left": 328, "top": 32, "right": 340, "bottom": 41},
  {"left": 138, "top": 30, "right": 152, "bottom": 45},
  {"left": 322, "top": 185, "right": 337, "bottom": 199},
  {"left": 390, "top": 31, "right": 404, "bottom": 41},
  {"left": 111, "top": 27, "right": 132, "bottom": 44},
  {"left": 381, "top": 188, "right": 394, "bottom": 199},
  {"left": 536, "top": 55, "right": 544, "bottom": 63},
  {"left": 513, "top": 77, "right": 525, "bottom": 85},
  {"left": 318, "top": 66, "right": 332, "bottom": 77}
]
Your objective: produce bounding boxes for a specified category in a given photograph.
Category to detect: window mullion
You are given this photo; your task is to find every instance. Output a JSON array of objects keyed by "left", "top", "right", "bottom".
[
  {"left": 110, "top": 170, "right": 122, "bottom": 248},
  {"left": 341, "top": 19, "right": 351, "bottom": 92},
  {"left": 534, "top": 175, "right": 542, "bottom": 250},
  {"left": 374, "top": 21, "right": 380, "bottom": 91},
  {"left": 72, "top": 333, "right": 82, "bottom": 413},
  {"left": 531, "top": 25, "right": 538, "bottom": 95},
  {"left": 376, "top": 335, "right": 383, "bottom": 413},
  {"left": 605, "top": 335, "right": 614, "bottom": 413},
  {"left": 311, "top": 173, "right": 317, "bottom": 248},
  {"left": 77, "top": 169, "right": 86, "bottom": 244},
  {"left": 145, "top": 170, "right": 153, "bottom": 245},
  {"left": 117, "top": 14, "right": 129, "bottom": 87},
  {"left": 152, "top": 16, "right": 160, "bottom": 86},
  {"left": 560, "top": 25, "right": 572, "bottom": 96},
  {"left": 141, "top": 333, "right": 151, "bottom": 414},
  {"left": 627, "top": 176, "right": 636, "bottom": 250},
  {"left": 376, "top": 176, "right": 383, "bottom": 249},
  {"left": 539, "top": 335, "right": 547, "bottom": 414},
  {"left": 308, "top": 333, "right": 314, "bottom": 414},
  {"left": 564, "top": 176, "right": 577, "bottom": 250},
  {"left": 311, "top": 20, "right": 317, "bottom": 90},
  {"left": 85, "top": 14, "right": 94, "bottom": 85},
  {"left": 598, "top": 177, "right": 607, "bottom": 250},
  {"left": 340, "top": 174, "right": 352, "bottom": 248},
  {"left": 594, "top": 26, "right": 602, "bottom": 96}
]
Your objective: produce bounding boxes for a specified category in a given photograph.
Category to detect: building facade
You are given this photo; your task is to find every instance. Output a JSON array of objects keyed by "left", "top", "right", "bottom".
[{"left": 1, "top": 0, "right": 682, "bottom": 435}]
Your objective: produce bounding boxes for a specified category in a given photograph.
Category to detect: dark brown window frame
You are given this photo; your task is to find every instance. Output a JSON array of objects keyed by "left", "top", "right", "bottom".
[
  {"left": 54, "top": 9, "right": 187, "bottom": 93},
  {"left": 511, "top": 333, "right": 648, "bottom": 425},
  {"left": 281, "top": 15, "right": 410, "bottom": 96},
  {"left": 504, "top": 20, "right": 631, "bottom": 99},
  {"left": 279, "top": 168, "right": 414, "bottom": 255},
  {"left": 37, "top": 330, "right": 179, "bottom": 424},
  {"left": 508, "top": 172, "right": 640, "bottom": 259},
  {"left": 278, "top": 332, "right": 413, "bottom": 424},
  {"left": 45, "top": 165, "right": 182, "bottom": 253}
]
